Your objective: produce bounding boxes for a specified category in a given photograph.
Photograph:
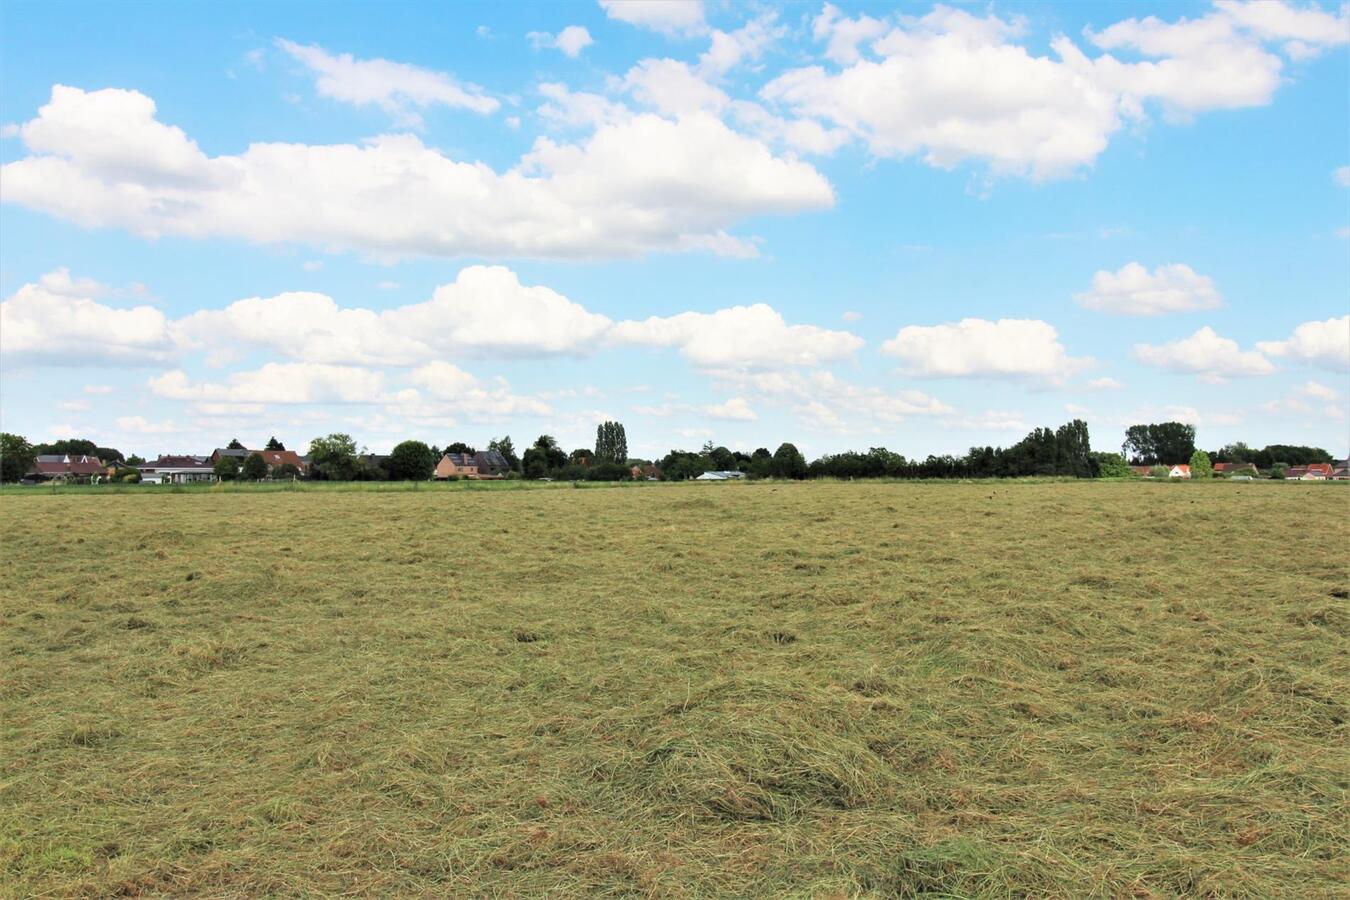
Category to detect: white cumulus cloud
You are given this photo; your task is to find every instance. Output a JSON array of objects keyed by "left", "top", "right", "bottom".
[
  {"left": 763, "top": 2, "right": 1344, "bottom": 180},
  {"left": 528, "top": 26, "right": 594, "bottom": 58},
  {"left": 704, "top": 397, "right": 758, "bottom": 421},
  {"left": 1134, "top": 326, "right": 1275, "bottom": 382},
  {"left": 1, "top": 270, "right": 173, "bottom": 365},
  {"left": 1256, "top": 315, "right": 1350, "bottom": 371},
  {"left": 1075, "top": 262, "right": 1223, "bottom": 315},
  {"left": 610, "top": 303, "right": 864, "bottom": 370},
  {"left": 881, "top": 318, "right": 1091, "bottom": 382},
  {"left": 599, "top": 0, "right": 706, "bottom": 37},
  {"left": 1, "top": 86, "right": 834, "bottom": 261}
]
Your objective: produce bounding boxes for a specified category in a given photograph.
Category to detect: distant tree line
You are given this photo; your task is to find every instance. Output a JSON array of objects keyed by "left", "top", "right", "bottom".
[{"left": 0, "top": 417, "right": 1340, "bottom": 484}]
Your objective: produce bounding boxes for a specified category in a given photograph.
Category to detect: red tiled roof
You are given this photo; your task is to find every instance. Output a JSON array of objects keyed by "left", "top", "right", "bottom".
[{"left": 257, "top": 449, "right": 304, "bottom": 468}]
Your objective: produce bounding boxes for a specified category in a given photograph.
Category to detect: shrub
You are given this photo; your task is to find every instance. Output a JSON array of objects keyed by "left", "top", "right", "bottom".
[
  {"left": 1189, "top": 449, "right": 1213, "bottom": 479},
  {"left": 1094, "top": 452, "right": 1131, "bottom": 478}
]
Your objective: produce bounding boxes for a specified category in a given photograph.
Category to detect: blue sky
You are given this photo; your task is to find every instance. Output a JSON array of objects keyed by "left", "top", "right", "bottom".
[{"left": 2, "top": 0, "right": 1347, "bottom": 461}]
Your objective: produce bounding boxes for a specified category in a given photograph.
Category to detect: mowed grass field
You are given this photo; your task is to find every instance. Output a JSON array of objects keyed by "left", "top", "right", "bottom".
[{"left": 2, "top": 482, "right": 1346, "bottom": 898}]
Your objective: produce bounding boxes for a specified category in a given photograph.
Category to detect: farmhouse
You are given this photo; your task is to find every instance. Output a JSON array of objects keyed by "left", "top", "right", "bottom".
[
  {"left": 435, "top": 452, "right": 478, "bottom": 479},
  {"left": 257, "top": 449, "right": 306, "bottom": 472},
  {"left": 27, "top": 454, "right": 108, "bottom": 483},
  {"left": 1167, "top": 464, "right": 1191, "bottom": 479},
  {"left": 138, "top": 455, "right": 217, "bottom": 484}
]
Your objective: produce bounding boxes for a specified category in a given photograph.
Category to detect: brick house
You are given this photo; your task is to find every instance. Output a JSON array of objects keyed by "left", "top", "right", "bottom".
[{"left": 435, "top": 452, "right": 478, "bottom": 479}]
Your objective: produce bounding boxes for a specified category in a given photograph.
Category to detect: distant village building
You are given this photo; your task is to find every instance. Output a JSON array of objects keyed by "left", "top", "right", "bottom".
[
  {"left": 138, "top": 455, "right": 217, "bottom": 484},
  {"left": 435, "top": 452, "right": 478, "bottom": 479},
  {"left": 210, "top": 448, "right": 252, "bottom": 464},
  {"left": 695, "top": 470, "right": 746, "bottom": 481},
  {"left": 257, "top": 449, "right": 306, "bottom": 472},
  {"left": 27, "top": 454, "right": 109, "bottom": 482},
  {"left": 474, "top": 450, "right": 511, "bottom": 478},
  {"left": 433, "top": 449, "right": 511, "bottom": 480}
]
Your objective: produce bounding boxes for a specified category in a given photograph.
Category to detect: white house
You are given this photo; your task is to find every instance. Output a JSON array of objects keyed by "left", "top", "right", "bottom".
[
  {"left": 696, "top": 470, "right": 746, "bottom": 481},
  {"left": 1167, "top": 464, "right": 1191, "bottom": 479},
  {"left": 138, "top": 455, "right": 217, "bottom": 484}
]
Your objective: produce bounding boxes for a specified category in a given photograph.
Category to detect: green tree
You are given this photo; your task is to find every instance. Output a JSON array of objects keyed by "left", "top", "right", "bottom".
[
  {"left": 1094, "top": 452, "right": 1132, "bottom": 478},
  {"left": 444, "top": 441, "right": 476, "bottom": 455},
  {"left": 227, "top": 438, "right": 246, "bottom": 450},
  {"left": 213, "top": 456, "right": 241, "bottom": 481},
  {"left": 771, "top": 442, "right": 807, "bottom": 479},
  {"left": 387, "top": 440, "right": 437, "bottom": 480},
  {"left": 524, "top": 435, "right": 567, "bottom": 473},
  {"left": 274, "top": 462, "right": 302, "bottom": 480},
  {"left": 265, "top": 436, "right": 285, "bottom": 451},
  {"left": 1122, "top": 422, "right": 1196, "bottom": 465},
  {"left": 308, "top": 433, "right": 360, "bottom": 481},
  {"left": 594, "top": 421, "right": 628, "bottom": 464},
  {"left": 1, "top": 433, "right": 37, "bottom": 483},
  {"left": 1189, "top": 449, "right": 1213, "bottom": 479},
  {"left": 125, "top": 454, "right": 146, "bottom": 467},
  {"left": 570, "top": 448, "right": 595, "bottom": 466},
  {"left": 241, "top": 452, "right": 269, "bottom": 481},
  {"left": 1149, "top": 465, "right": 1169, "bottom": 478},
  {"left": 34, "top": 438, "right": 98, "bottom": 456}
]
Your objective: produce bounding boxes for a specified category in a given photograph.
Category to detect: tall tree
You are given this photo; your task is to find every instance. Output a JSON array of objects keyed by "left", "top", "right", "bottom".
[
  {"left": 265, "top": 436, "right": 285, "bottom": 451},
  {"left": 34, "top": 438, "right": 98, "bottom": 457},
  {"left": 594, "top": 421, "right": 628, "bottom": 464},
  {"left": 772, "top": 443, "right": 807, "bottom": 479},
  {"left": 1122, "top": 422, "right": 1196, "bottom": 465},
  {"left": 444, "top": 441, "right": 476, "bottom": 454},
  {"left": 213, "top": 456, "right": 241, "bottom": 481},
  {"left": 227, "top": 438, "right": 246, "bottom": 450},
  {"left": 387, "top": 440, "right": 437, "bottom": 480},
  {"left": 308, "top": 433, "right": 360, "bottom": 481},
  {"left": 241, "top": 452, "right": 269, "bottom": 481},
  {"left": 1, "top": 433, "right": 37, "bottom": 483}
]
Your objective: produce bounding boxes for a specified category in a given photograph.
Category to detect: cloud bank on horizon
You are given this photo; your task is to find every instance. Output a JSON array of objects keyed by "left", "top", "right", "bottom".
[{"left": 0, "top": 0, "right": 1347, "bottom": 458}]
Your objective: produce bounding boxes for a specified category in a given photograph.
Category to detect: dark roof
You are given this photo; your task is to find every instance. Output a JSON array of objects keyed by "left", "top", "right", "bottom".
[
  {"left": 213, "top": 448, "right": 252, "bottom": 458},
  {"left": 474, "top": 449, "right": 510, "bottom": 470},
  {"left": 143, "top": 455, "right": 212, "bottom": 469},
  {"left": 443, "top": 452, "right": 477, "bottom": 467},
  {"left": 30, "top": 454, "right": 106, "bottom": 476}
]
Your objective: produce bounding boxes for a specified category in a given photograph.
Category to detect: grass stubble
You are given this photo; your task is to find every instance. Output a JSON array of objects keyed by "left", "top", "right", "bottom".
[{"left": 0, "top": 481, "right": 1346, "bottom": 897}]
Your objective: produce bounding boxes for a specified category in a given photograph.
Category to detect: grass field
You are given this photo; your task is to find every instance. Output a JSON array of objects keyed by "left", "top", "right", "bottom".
[{"left": 2, "top": 481, "right": 1346, "bottom": 897}]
